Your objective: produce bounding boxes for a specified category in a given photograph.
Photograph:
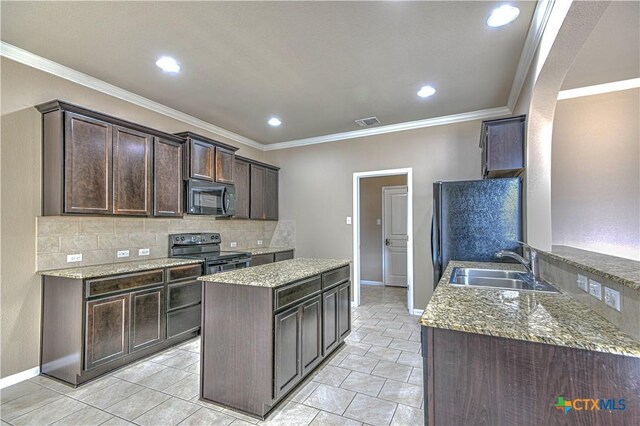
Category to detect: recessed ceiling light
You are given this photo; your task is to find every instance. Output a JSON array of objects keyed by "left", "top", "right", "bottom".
[
  {"left": 268, "top": 117, "right": 282, "bottom": 127},
  {"left": 487, "top": 5, "right": 520, "bottom": 27},
  {"left": 417, "top": 85, "right": 436, "bottom": 98},
  {"left": 155, "top": 56, "right": 181, "bottom": 73}
]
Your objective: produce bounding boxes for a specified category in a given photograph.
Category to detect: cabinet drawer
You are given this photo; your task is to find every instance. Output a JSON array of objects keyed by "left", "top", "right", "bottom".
[
  {"left": 274, "top": 250, "right": 294, "bottom": 262},
  {"left": 322, "top": 266, "right": 350, "bottom": 289},
  {"left": 275, "top": 276, "right": 322, "bottom": 311},
  {"left": 168, "top": 280, "right": 201, "bottom": 311},
  {"left": 167, "top": 264, "right": 202, "bottom": 283},
  {"left": 86, "top": 270, "right": 164, "bottom": 298},
  {"left": 167, "top": 304, "right": 201, "bottom": 338},
  {"left": 252, "top": 253, "right": 274, "bottom": 266}
]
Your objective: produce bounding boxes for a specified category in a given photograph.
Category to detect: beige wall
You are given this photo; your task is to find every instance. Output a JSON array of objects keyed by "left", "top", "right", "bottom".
[
  {"left": 266, "top": 120, "right": 482, "bottom": 310},
  {"left": 359, "top": 175, "right": 407, "bottom": 282},
  {"left": 551, "top": 89, "right": 640, "bottom": 260},
  {"left": 0, "top": 57, "right": 266, "bottom": 379}
]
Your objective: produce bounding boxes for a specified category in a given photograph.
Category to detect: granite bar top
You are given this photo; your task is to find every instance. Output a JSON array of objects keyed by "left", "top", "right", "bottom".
[
  {"left": 244, "top": 247, "right": 295, "bottom": 256},
  {"left": 420, "top": 261, "right": 640, "bottom": 358},
  {"left": 538, "top": 245, "right": 640, "bottom": 291},
  {"left": 199, "top": 258, "right": 350, "bottom": 288},
  {"left": 37, "top": 258, "right": 203, "bottom": 279}
]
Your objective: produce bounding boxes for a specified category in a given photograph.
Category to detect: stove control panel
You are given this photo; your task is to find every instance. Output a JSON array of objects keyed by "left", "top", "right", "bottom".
[{"left": 170, "top": 233, "right": 221, "bottom": 245}]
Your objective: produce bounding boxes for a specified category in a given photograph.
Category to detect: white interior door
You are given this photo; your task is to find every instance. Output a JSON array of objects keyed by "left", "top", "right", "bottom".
[{"left": 383, "top": 186, "right": 408, "bottom": 287}]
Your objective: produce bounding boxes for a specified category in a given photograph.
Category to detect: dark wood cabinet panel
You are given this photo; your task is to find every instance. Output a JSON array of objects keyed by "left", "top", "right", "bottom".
[
  {"left": 337, "top": 282, "right": 351, "bottom": 341},
  {"left": 189, "top": 139, "right": 215, "bottom": 181},
  {"left": 154, "top": 138, "right": 183, "bottom": 217},
  {"left": 250, "top": 164, "right": 265, "bottom": 219},
  {"left": 251, "top": 253, "right": 274, "bottom": 266},
  {"left": 167, "top": 280, "right": 201, "bottom": 310},
  {"left": 274, "top": 250, "right": 294, "bottom": 262},
  {"left": 264, "top": 168, "right": 278, "bottom": 220},
  {"left": 64, "top": 112, "right": 113, "bottom": 214},
  {"left": 215, "top": 146, "right": 235, "bottom": 184},
  {"left": 85, "top": 294, "right": 129, "bottom": 370},
  {"left": 322, "top": 286, "right": 339, "bottom": 354},
  {"left": 480, "top": 115, "right": 525, "bottom": 178},
  {"left": 113, "top": 126, "right": 152, "bottom": 216},
  {"left": 274, "top": 306, "right": 302, "bottom": 399},
  {"left": 301, "top": 295, "right": 322, "bottom": 374},
  {"left": 130, "top": 287, "right": 165, "bottom": 353},
  {"left": 233, "top": 159, "right": 250, "bottom": 219}
]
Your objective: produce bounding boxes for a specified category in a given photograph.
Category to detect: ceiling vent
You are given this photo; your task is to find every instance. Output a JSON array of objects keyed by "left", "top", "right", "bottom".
[{"left": 354, "top": 116, "right": 380, "bottom": 127}]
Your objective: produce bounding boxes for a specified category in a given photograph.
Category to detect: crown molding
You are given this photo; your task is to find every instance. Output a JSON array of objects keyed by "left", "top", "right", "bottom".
[
  {"left": 0, "top": 41, "right": 264, "bottom": 151},
  {"left": 506, "top": 0, "right": 556, "bottom": 111},
  {"left": 557, "top": 78, "right": 640, "bottom": 100},
  {"left": 263, "top": 106, "right": 511, "bottom": 151}
]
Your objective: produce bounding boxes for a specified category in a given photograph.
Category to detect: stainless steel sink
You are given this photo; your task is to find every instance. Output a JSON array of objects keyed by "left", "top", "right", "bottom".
[{"left": 449, "top": 268, "right": 560, "bottom": 294}]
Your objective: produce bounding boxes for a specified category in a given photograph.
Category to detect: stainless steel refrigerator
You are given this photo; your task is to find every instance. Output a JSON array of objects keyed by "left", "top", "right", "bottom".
[{"left": 431, "top": 177, "right": 523, "bottom": 288}]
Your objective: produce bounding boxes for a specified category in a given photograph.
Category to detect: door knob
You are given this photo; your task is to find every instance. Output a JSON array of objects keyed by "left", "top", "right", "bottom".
[{"left": 385, "top": 239, "right": 390, "bottom": 246}]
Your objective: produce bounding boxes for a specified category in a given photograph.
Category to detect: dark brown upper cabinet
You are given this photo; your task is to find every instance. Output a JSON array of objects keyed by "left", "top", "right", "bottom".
[
  {"left": 215, "top": 146, "right": 235, "bottom": 184},
  {"left": 62, "top": 112, "right": 113, "bottom": 215},
  {"left": 154, "top": 138, "right": 183, "bottom": 217},
  {"left": 480, "top": 115, "right": 526, "bottom": 178},
  {"left": 37, "top": 101, "right": 186, "bottom": 217},
  {"left": 113, "top": 126, "right": 152, "bottom": 216},
  {"left": 244, "top": 158, "right": 279, "bottom": 221},
  {"left": 233, "top": 158, "right": 250, "bottom": 219},
  {"left": 174, "top": 132, "right": 238, "bottom": 184}
]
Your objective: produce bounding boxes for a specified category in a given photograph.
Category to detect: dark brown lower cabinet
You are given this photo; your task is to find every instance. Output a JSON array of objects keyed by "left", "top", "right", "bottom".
[
  {"left": 85, "top": 294, "right": 130, "bottom": 370},
  {"left": 274, "top": 306, "right": 302, "bottom": 399},
  {"left": 201, "top": 264, "right": 351, "bottom": 419},
  {"left": 130, "top": 287, "right": 165, "bottom": 352},
  {"left": 251, "top": 250, "right": 295, "bottom": 267},
  {"left": 421, "top": 327, "right": 640, "bottom": 425},
  {"left": 41, "top": 263, "right": 202, "bottom": 386}
]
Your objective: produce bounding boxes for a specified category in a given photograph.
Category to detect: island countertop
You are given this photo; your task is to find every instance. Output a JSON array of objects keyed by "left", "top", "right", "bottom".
[
  {"left": 420, "top": 261, "right": 640, "bottom": 358},
  {"left": 199, "top": 258, "right": 350, "bottom": 288},
  {"left": 36, "top": 257, "right": 203, "bottom": 279}
]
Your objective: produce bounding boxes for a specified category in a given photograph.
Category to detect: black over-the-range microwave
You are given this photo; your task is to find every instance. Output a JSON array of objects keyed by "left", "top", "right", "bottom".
[{"left": 185, "top": 179, "right": 236, "bottom": 216}]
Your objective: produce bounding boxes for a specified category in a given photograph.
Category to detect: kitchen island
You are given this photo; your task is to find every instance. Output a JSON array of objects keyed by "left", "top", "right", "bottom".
[
  {"left": 421, "top": 261, "right": 640, "bottom": 425},
  {"left": 198, "top": 258, "right": 351, "bottom": 419}
]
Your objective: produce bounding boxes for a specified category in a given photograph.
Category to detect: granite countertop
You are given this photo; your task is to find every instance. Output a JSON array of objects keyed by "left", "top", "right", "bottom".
[
  {"left": 538, "top": 245, "right": 640, "bottom": 291},
  {"left": 420, "top": 261, "right": 640, "bottom": 358},
  {"left": 244, "top": 247, "right": 295, "bottom": 256},
  {"left": 36, "top": 258, "right": 203, "bottom": 279},
  {"left": 199, "top": 258, "right": 350, "bottom": 288}
]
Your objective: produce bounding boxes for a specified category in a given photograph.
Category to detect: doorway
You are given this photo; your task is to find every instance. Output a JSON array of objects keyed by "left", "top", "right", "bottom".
[{"left": 353, "top": 168, "right": 413, "bottom": 313}]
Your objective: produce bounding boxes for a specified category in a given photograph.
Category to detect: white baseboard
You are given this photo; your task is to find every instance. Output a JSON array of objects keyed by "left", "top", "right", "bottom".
[
  {"left": 412, "top": 309, "right": 424, "bottom": 316},
  {"left": 360, "top": 280, "right": 384, "bottom": 286},
  {"left": 0, "top": 366, "right": 40, "bottom": 389}
]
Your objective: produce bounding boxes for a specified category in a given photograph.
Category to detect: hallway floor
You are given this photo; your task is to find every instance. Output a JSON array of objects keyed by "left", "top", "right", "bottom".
[{"left": 1, "top": 285, "right": 422, "bottom": 426}]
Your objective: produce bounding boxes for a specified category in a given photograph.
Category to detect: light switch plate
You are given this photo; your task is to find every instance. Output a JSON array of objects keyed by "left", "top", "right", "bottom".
[
  {"left": 67, "top": 254, "right": 82, "bottom": 263},
  {"left": 346, "top": 217, "right": 352, "bottom": 225},
  {"left": 376, "top": 219, "right": 381, "bottom": 225},
  {"left": 257, "top": 240, "right": 263, "bottom": 246},
  {"left": 117, "top": 250, "right": 130, "bottom": 258},
  {"left": 138, "top": 248, "right": 150, "bottom": 256},
  {"left": 604, "top": 287, "right": 621, "bottom": 311},
  {"left": 230, "top": 242, "right": 237, "bottom": 248},
  {"left": 577, "top": 274, "right": 588, "bottom": 292},
  {"left": 589, "top": 279, "right": 602, "bottom": 300}
]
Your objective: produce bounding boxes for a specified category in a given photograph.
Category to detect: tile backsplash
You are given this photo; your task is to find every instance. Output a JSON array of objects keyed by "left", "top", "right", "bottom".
[{"left": 36, "top": 216, "right": 296, "bottom": 271}]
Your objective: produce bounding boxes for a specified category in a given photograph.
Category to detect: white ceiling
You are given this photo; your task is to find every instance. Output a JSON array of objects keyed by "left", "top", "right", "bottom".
[
  {"left": 1, "top": 1, "right": 537, "bottom": 145},
  {"left": 562, "top": 1, "right": 640, "bottom": 90}
]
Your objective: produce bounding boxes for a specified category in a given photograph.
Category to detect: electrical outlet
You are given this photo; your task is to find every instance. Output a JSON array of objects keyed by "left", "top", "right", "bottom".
[
  {"left": 589, "top": 279, "right": 602, "bottom": 300},
  {"left": 346, "top": 216, "right": 352, "bottom": 225},
  {"left": 604, "top": 287, "right": 621, "bottom": 311},
  {"left": 257, "top": 240, "right": 263, "bottom": 246},
  {"left": 138, "top": 248, "right": 150, "bottom": 256},
  {"left": 117, "top": 250, "right": 130, "bottom": 258},
  {"left": 230, "top": 242, "right": 237, "bottom": 248},
  {"left": 67, "top": 253, "right": 82, "bottom": 263},
  {"left": 376, "top": 218, "right": 381, "bottom": 225},
  {"left": 577, "top": 274, "right": 588, "bottom": 292}
]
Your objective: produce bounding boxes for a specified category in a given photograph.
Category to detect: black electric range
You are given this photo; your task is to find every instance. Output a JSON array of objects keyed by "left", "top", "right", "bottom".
[{"left": 169, "top": 233, "right": 251, "bottom": 275}]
